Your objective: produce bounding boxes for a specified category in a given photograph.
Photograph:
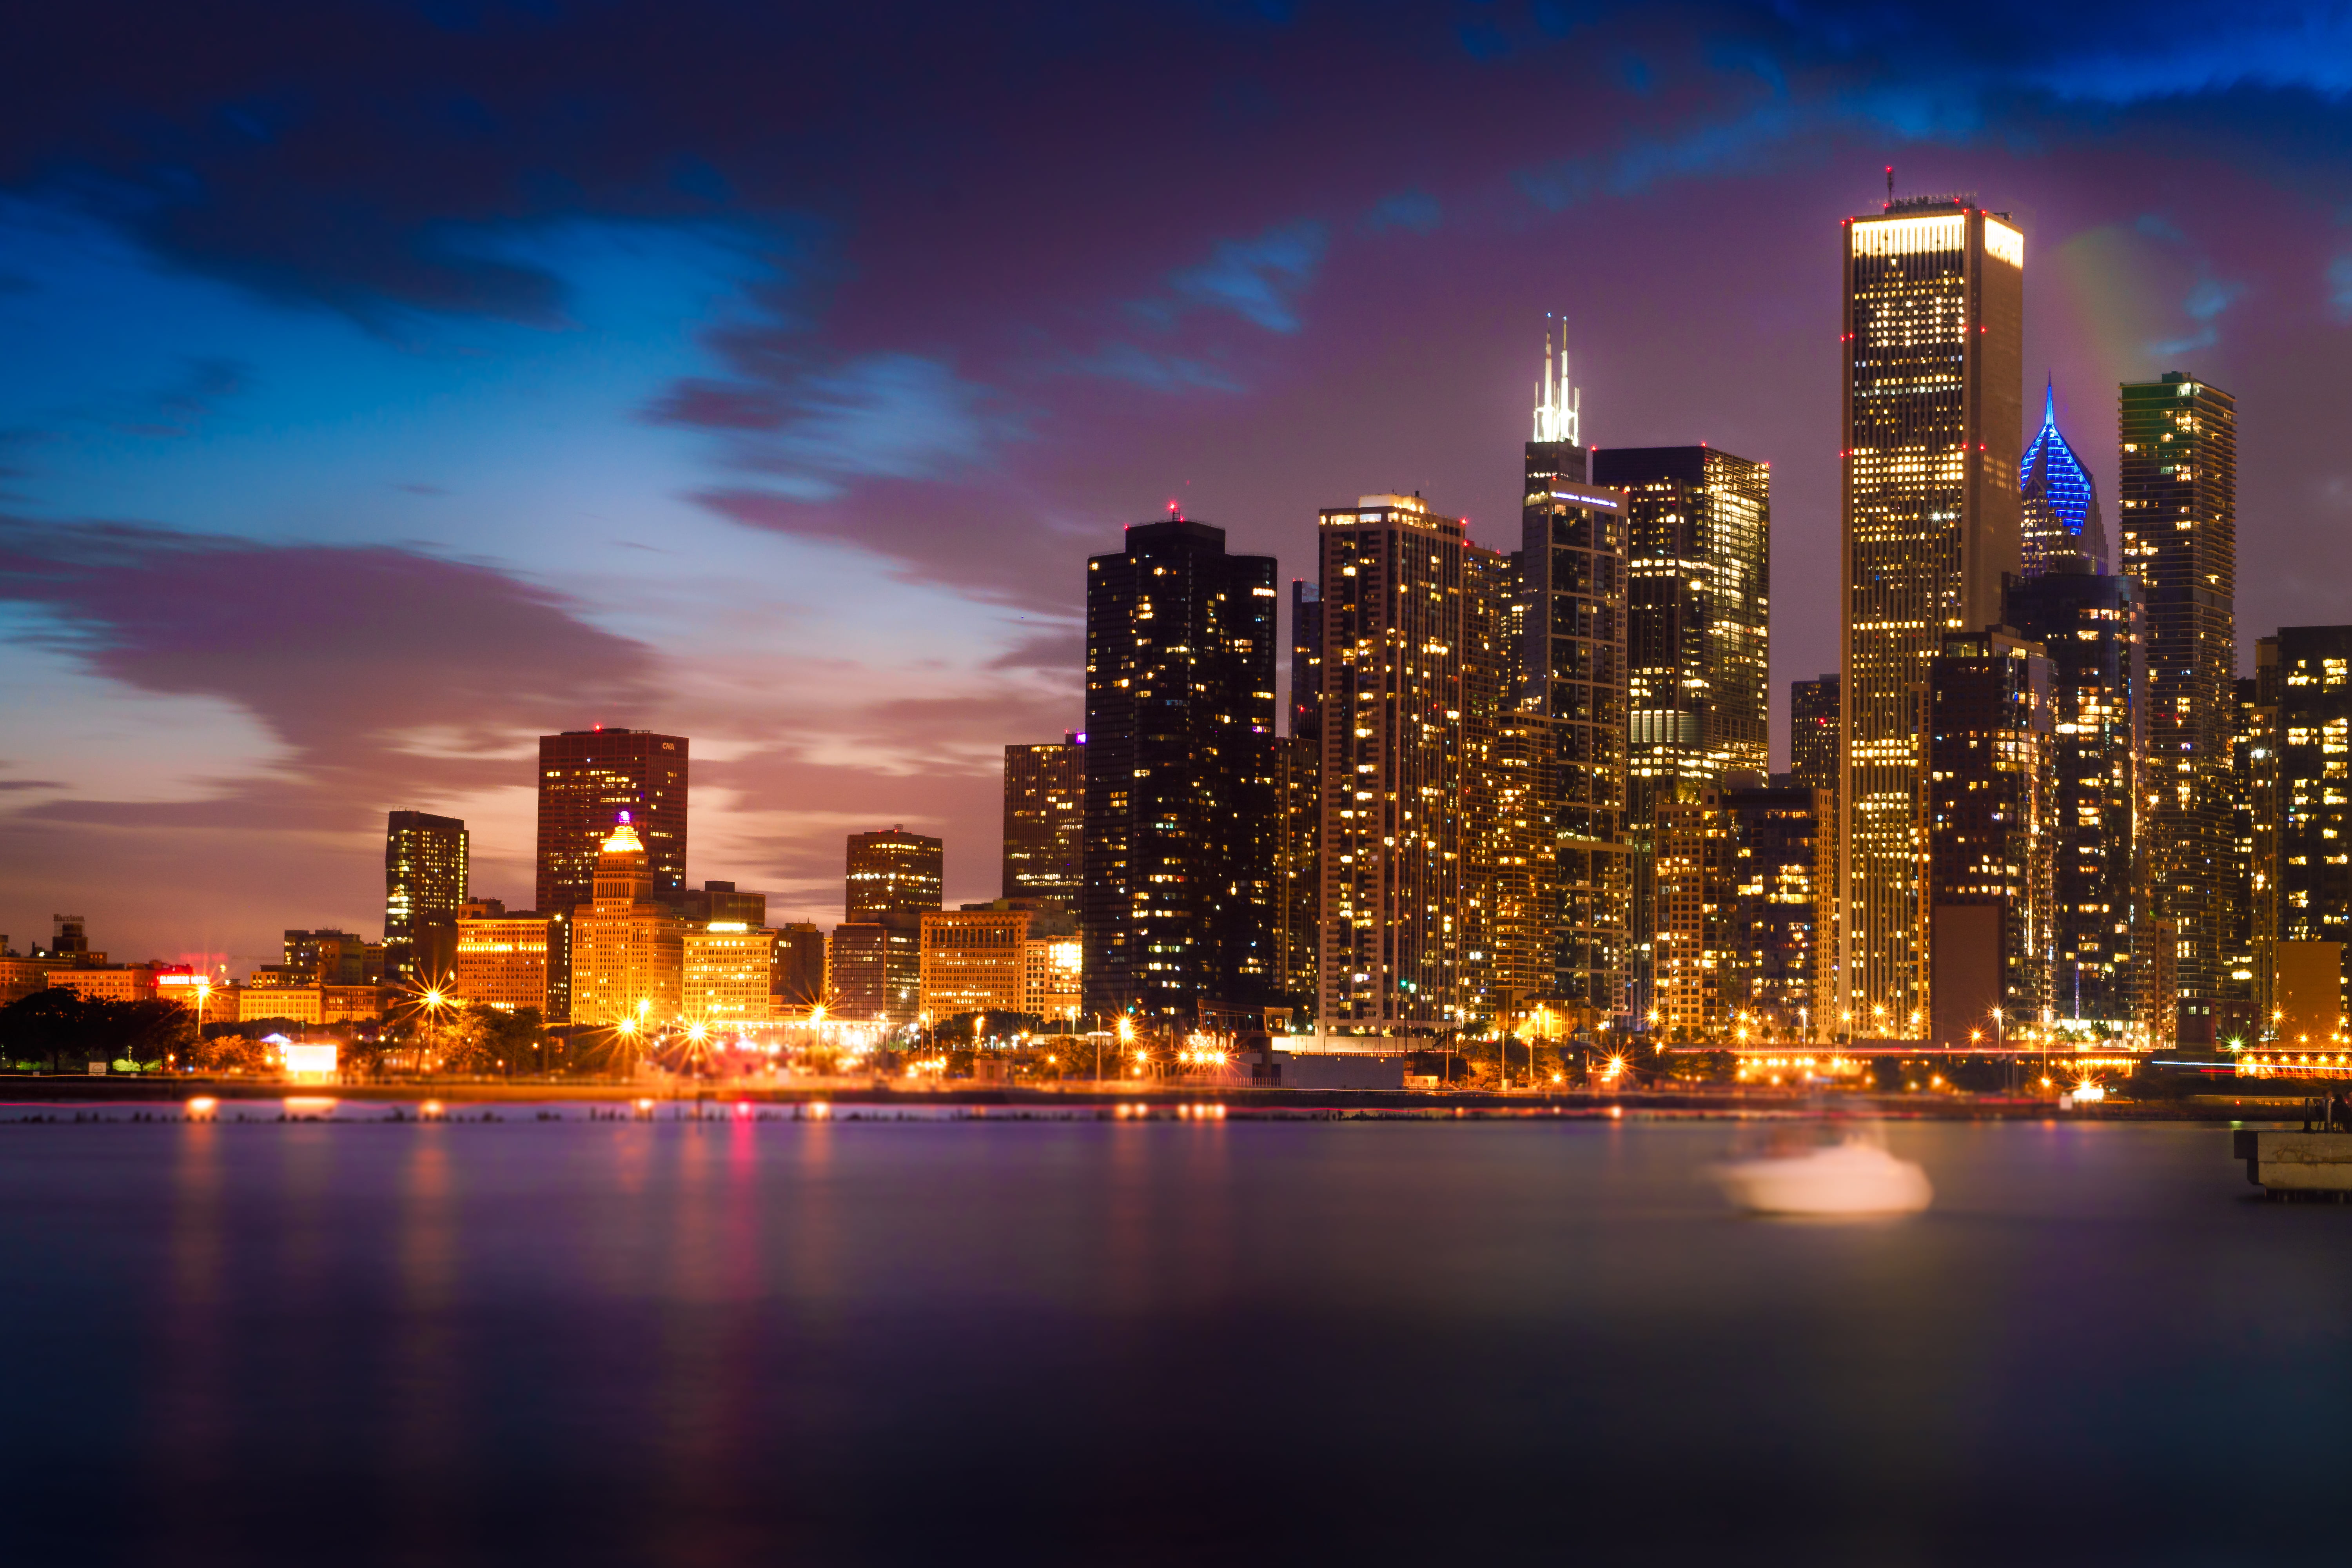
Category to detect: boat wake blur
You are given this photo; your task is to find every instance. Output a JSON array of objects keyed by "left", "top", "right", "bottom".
[{"left": 1712, "top": 1125, "right": 1933, "bottom": 1219}]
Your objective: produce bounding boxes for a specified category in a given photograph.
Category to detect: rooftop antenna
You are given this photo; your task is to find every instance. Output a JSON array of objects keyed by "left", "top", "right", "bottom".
[
  {"left": 1533, "top": 316, "right": 1580, "bottom": 446},
  {"left": 1885, "top": 165, "right": 1894, "bottom": 208}
]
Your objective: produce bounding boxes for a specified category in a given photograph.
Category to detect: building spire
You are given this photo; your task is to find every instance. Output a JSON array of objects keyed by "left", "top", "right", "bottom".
[{"left": 1533, "top": 316, "right": 1581, "bottom": 446}]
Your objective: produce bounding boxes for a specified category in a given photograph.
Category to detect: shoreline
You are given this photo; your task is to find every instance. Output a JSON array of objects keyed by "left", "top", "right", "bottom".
[{"left": 0, "top": 1074, "right": 2305, "bottom": 1122}]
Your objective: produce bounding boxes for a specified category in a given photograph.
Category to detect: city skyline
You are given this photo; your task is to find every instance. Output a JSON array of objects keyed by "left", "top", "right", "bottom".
[{"left": 6, "top": 5, "right": 2352, "bottom": 969}]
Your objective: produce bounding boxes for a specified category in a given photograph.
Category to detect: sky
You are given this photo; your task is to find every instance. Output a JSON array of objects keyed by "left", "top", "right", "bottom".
[{"left": 4, "top": 0, "right": 2351, "bottom": 973}]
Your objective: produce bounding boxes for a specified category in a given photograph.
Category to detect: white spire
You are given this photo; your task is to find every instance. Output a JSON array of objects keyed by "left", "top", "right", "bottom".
[{"left": 1532, "top": 317, "right": 1580, "bottom": 446}]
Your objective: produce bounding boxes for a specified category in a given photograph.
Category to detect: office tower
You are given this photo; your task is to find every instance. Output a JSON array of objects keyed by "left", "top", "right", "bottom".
[
  {"left": 283, "top": 929, "right": 383, "bottom": 986},
  {"left": 1291, "top": 580, "right": 1325, "bottom": 744},
  {"left": 2219, "top": 670, "right": 2267, "bottom": 1041},
  {"left": 2119, "top": 372, "right": 2238, "bottom": 1041},
  {"left": 666, "top": 880, "right": 767, "bottom": 926},
  {"left": 1791, "top": 675, "right": 1840, "bottom": 798},
  {"left": 2270, "top": 627, "right": 2352, "bottom": 1027},
  {"left": 1595, "top": 443, "right": 1771, "bottom": 1014},
  {"left": 1316, "top": 495, "right": 1492, "bottom": 1032},
  {"left": 1520, "top": 465, "right": 1633, "bottom": 1027},
  {"left": 452, "top": 902, "right": 551, "bottom": 1014},
  {"left": 1082, "top": 515, "right": 1278, "bottom": 1019},
  {"left": 2020, "top": 381, "right": 2107, "bottom": 576},
  {"left": 681, "top": 922, "right": 775, "bottom": 1025},
  {"left": 918, "top": 908, "right": 1040, "bottom": 1019},
  {"left": 49, "top": 915, "right": 89, "bottom": 959},
  {"left": 383, "top": 810, "right": 468, "bottom": 983},
  {"left": 2240, "top": 642, "right": 2283, "bottom": 1036},
  {"left": 846, "top": 827, "right": 941, "bottom": 1022},
  {"left": 1923, "top": 629, "right": 2053, "bottom": 1047},
  {"left": 536, "top": 729, "right": 687, "bottom": 1021},
  {"left": 1723, "top": 780, "right": 1835, "bottom": 1039},
  {"left": 2004, "top": 563, "right": 2145, "bottom": 1024},
  {"left": 1650, "top": 791, "right": 1733, "bottom": 1040},
  {"left": 1021, "top": 930, "right": 1084, "bottom": 1022},
  {"left": 570, "top": 815, "right": 685, "bottom": 1028},
  {"left": 1002, "top": 738, "right": 1084, "bottom": 902},
  {"left": 772, "top": 922, "right": 827, "bottom": 1009},
  {"left": 1840, "top": 194, "right": 2024, "bottom": 1038}
]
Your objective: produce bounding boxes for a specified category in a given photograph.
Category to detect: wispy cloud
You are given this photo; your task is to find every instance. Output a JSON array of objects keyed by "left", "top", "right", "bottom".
[{"left": 1154, "top": 221, "right": 1329, "bottom": 334}]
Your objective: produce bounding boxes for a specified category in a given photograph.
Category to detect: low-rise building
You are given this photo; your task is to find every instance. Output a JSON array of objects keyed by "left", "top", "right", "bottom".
[
  {"left": 682, "top": 922, "right": 775, "bottom": 1025},
  {"left": 570, "top": 816, "right": 685, "bottom": 1027},
  {"left": 922, "top": 903, "right": 1082, "bottom": 1021},
  {"left": 46, "top": 964, "right": 163, "bottom": 1004},
  {"left": 454, "top": 904, "right": 552, "bottom": 1013}
]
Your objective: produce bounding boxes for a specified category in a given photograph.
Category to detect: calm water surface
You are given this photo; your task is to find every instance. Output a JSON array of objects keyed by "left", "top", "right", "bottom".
[{"left": 1, "top": 1107, "right": 2344, "bottom": 1565}]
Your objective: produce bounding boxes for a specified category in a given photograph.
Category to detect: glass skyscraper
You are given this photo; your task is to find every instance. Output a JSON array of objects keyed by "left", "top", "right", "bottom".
[{"left": 2019, "top": 381, "right": 2107, "bottom": 576}]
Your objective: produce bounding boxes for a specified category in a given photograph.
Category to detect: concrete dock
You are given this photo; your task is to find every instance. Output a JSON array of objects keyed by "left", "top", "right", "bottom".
[{"left": 2233, "top": 1129, "right": 2352, "bottom": 1198}]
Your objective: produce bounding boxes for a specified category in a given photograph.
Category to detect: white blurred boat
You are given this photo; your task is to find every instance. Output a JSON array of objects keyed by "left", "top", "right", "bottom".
[{"left": 1713, "top": 1133, "right": 1933, "bottom": 1218}]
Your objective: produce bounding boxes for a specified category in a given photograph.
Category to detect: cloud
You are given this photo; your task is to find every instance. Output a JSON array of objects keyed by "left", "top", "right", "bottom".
[
  {"left": 0, "top": 515, "right": 656, "bottom": 826},
  {"left": 1361, "top": 190, "right": 1441, "bottom": 235},
  {"left": 1158, "top": 221, "right": 1328, "bottom": 333},
  {"left": 113, "top": 356, "right": 250, "bottom": 438},
  {"left": 2330, "top": 255, "right": 2352, "bottom": 321}
]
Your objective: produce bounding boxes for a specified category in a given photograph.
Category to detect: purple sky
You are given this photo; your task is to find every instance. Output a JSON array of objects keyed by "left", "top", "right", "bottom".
[{"left": 4, "top": 2, "right": 2351, "bottom": 974}]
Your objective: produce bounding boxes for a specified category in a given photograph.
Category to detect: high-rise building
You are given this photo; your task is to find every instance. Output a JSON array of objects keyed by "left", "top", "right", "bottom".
[
  {"left": 2236, "top": 642, "right": 2283, "bottom": 1038},
  {"left": 666, "top": 880, "right": 767, "bottom": 927},
  {"left": 1839, "top": 195, "right": 2024, "bottom": 1039},
  {"left": 919, "top": 907, "right": 1061, "bottom": 1020},
  {"left": 283, "top": 929, "right": 383, "bottom": 986},
  {"left": 1002, "top": 739, "right": 1083, "bottom": 902},
  {"left": 1519, "top": 462, "right": 1633, "bottom": 1027},
  {"left": 1595, "top": 443, "right": 1770, "bottom": 1017},
  {"left": 682, "top": 922, "right": 775, "bottom": 1025},
  {"left": 1650, "top": 791, "right": 1733, "bottom": 1041},
  {"left": 826, "top": 924, "right": 892, "bottom": 1021},
  {"left": 570, "top": 815, "right": 686, "bottom": 1029},
  {"left": 2004, "top": 562, "right": 2145, "bottom": 1025},
  {"left": 2119, "top": 372, "right": 2238, "bottom": 1042},
  {"left": 846, "top": 827, "right": 940, "bottom": 1022},
  {"left": 1923, "top": 628, "right": 2053, "bottom": 1048},
  {"left": 1082, "top": 515, "right": 1278, "bottom": 1020},
  {"left": 1791, "top": 675, "right": 1840, "bottom": 799},
  {"left": 1316, "top": 494, "right": 1500, "bottom": 1033},
  {"left": 384, "top": 810, "right": 468, "bottom": 984},
  {"left": 1273, "top": 731, "right": 1320, "bottom": 1011},
  {"left": 2270, "top": 627, "right": 2352, "bottom": 1029},
  {"left": 1723, "top": 780, "right": 1835, "bottom": 1040},
  {"left": 2019, "top": 382, "right": 2108, "bottom": 576},
  {"left": 536, "top": 729, "right": 687, "bottom": 1021}
]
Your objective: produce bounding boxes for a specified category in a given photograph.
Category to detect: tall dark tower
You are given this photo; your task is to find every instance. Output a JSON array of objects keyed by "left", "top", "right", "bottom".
[
  {"left": 1791, "top": 675, "right": 1840, "bottom": 798},
  {"left": 1839, "top": 194, "right": 2024, "bottom": 1040},
  {"left": 2120, "top": 371, "right": 2237, "bottom": 1043},
  {"left": 1082, "top": 515, "right": 1278, "bottom": 1020},
  {"left": 2004, "top": 562, "right": 2145, "bottom": 1024},
  {"left": 535, "top": 728, "right": 687, "bottom": 1021},
  {"left": 384, "top": 810, "right": 468, "bottom": 984},
  {"left": 1002, "top": 739, "right": 1083, "bottom": 902}
]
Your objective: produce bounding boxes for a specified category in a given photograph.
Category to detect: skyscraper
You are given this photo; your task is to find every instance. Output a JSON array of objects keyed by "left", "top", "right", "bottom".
[
  {"left": 2004, "top": 563, "right": 2143, "bottom": 1025},
  {"left": 1839, "top": 194, "right": 2024, "bottom": 1039},
  {"left": 2230, "top": 647, "right": 2281, "bottom": 1038},
  {"left": 847, "top": 826, "right": 941, "bottom": 1020},
  {"left": 2119, "top": 371, "right": 2238, "bottom": 1042},
  {"left": 2020, "top": 381, "right": 2107, "bottom": 575},
  {"left": 1318, "top": 494, "right": 1504, "bottom": 1033},
  {"left": 1002, "top": 739, "right": 1083, "bottom": 902},
  {"left": 1082, "top": 515, "right": 1278, "bottom": 1019},
  {"left": 1724, "top": 780, "right": 1835, "bottom": 1040},
  {"left": 2269, "top": 626, "right": 2352, "bottom": 1023},
  {"left": 383, "top": 810, "right": 467, "bottom": 984},
  {"left": 536, "top": 728, "right": 688, "bottom": 1021},
  {"left": 1923, "top": 628, "right": 2053, "bottom": 1048},
  {"left": 1290, "top": 579, "right": 1324, "bottom": 745},
  {"left": 1595, "top": 443, "right": 1770, "bottom": 1016},
  {"left": 570, "top": 815, "right": 685, "bottom": 1028},
  {"left": 1791, "top": 675, "right": 1840, "bottom": 799}
]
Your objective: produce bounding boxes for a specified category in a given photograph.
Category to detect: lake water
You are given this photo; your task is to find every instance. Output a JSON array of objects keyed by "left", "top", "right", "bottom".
[{"left": 2, "top": 1106, "right": 2344, "bottom": 1564}]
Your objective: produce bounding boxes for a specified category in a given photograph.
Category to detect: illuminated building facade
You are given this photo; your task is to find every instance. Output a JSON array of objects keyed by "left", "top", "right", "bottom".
[
  {"left": 920, "top": 909, "right": 1034, "bottom": 1018},
  {"left": 682, "top": 922, "right": 775, "bottom": 1025},
  {"left": 827, "top": 923, "right": 892, "bottom": 1021},
  {"left": 1007, "top": 738, "right": 1087, "bottom": 902},
  {"left": 1840, "top": 196, "right": 2024, "bottom": 1038},
  {"left": 1316, "top": 494, "right": 1497, "bottom": 1033},
  {"left": 2270, "top": 626, "right": 2352, "bottom": 1022},
  {"left": 570, "top": 816, "right": 685, "bottom": 1028},
  {"left": 1791, "top": 674, "right": 1840, "bottom": 799},
  {"left": 1274, "top": 731, "right": 1320, "bottom": 1010},
  {"left": 383, "top": 810, "right": 467, "bottom": 983},
  {"left": 1923, "top": 629, "right": 2053, "bottom": 1048},
  {"left": 847, "top": 827, "right": 941, "bottom": 1021},
  {"left": 1595, "top": 443, "right": 1770, "bottom": 1013},
  {"left": 283, "top": 929, "right": 383, "bottom": 985},
  {"left": 1002, "top": 738, "right": 1083, "bottom": 901},
  {"left": 1519, "top": 472, "right": 1632, "bottom": 1026},
  {"left": 536, "top": 729, "right": 687, "bottom": 1021},
  {"left": 1023, "top": 934, "right": 1083, "bottom": 1021},
  {"left": 773, "top": 922, "right": 826, "bottom": 1009},
  {"left": 2234, "top": 646, "right": 2281, "bottom": 1034},
  {"left": 2003, "top": 562, "right": 2145, "bottom": 1024},
  {"left": 1290, "top": 579, "right": 1325, "bottom": 744},
  {"left": 1650, "top": 791, "right": 1733, "bottom": 1040},
  {"left": 453, "top": 901, "right": 551, "bottom": 1013},
  {"left": 1082, "top": 516, "right": 1278, "bottom": 1019},
  {"left": 2019, "top": 382, "right": 2107, "bottom": 576},
  {"left": 1726, "top": 782, "right": 1835, "bottom": 1040},
  {"left": 2119, "top": 372, "right": 2238, "bottom": 1040}
]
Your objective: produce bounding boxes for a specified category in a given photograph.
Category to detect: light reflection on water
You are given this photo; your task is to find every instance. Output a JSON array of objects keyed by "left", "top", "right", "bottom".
[{"left": 0, "top": 1111, "right": 2344, "bottom": 1565}]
